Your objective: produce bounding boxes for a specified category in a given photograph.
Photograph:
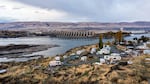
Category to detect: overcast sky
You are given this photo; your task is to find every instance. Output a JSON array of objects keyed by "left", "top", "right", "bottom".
[{"left": 0, "top": 0, "right": 150, "bottom": 22}]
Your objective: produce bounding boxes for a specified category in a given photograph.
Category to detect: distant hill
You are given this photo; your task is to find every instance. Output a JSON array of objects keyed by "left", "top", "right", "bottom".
[{"left": 0, "top": 21, "right": 150, "bottom": 32}]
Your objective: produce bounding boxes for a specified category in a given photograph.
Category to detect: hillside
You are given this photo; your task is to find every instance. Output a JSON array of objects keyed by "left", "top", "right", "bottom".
[
  {"left": 0, "top": 21, "right": 150, "bottom": 32},
  {"left": 0, "top": 43, "right": 150, "bottom": 84},
  {"left": 0, "top": 54, "right": 149, "bottom": 84}
]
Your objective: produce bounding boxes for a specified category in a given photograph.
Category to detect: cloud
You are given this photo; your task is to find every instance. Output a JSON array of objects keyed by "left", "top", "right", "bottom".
[
  {"left": 1, "top": 0, "right": 150, "bottom": 22},
  {"left": 0, "top": 0, "right": 73, "bottom": 22}
]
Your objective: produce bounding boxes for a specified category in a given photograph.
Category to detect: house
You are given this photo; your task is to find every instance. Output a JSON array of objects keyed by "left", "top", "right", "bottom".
[
  {"left": 55, "top": 56, "right": 60, "bottom": 61},
  {"left": 131, "top": 51, "right": 139, "bottom": 57},
  {"left": 90, "top": 48, "right": 97, "bottom": 54},
  {"left": 96, "top": 48, "right": 110, "bottom": 55},
  {"left": 109, "top": 53, "right": 121, "bottom": 64},
  {"left": 70, "top": 55, "right": 80, "bottom": 60},
  {"left": 136, "top": 43, "right": 149, "bottom": 49},
  {"left": 127, "top": 60, "right": 133, "bottom": 64},
  {"left": 120, "top": 52, "right": 128, "bottom": 57},
  {"left": 127, "top": 46, "right": 134, "bottom": 49},
  {"left": 96, "top": 45, "right": 111, "bottom": 55},
  {"left": 76, "top": 49, "right": 86, "bottom": 55},
  {"left": 94, "top": 62, "right": 102, "bottom": 65},
  {"left": 143, "top": 50, "right": 150, "bottom": 54},
  {"left": 106, "top": 45, "right": 111, "bottom": 50},
  {"left": 104, "top": 55, "right": 110, "bottom": 60},
  {"left": 63, "top": 55, "right": 68, "bottom": 59},
  {"left": 70, "top": 53, "right": 75, "bottom": 56},
  {"left": 0, "top": 69, "right": 7, "bottom": 74},
  {"left": 125, "top": 49, "right": 132, "bottom": 54},
  {"left": 49, "top": 61, "right": 63, "bottom": 67},
  {"left": 110, "top": 53, "right": 121, "bottom": 60},
  {"left": 81, "top": 56, "right": 87, "bottom": 61},
  {"left": 100, "top": 58, "right": 105, "bottom": 64},
  {"left": 104, "top": 55, "right": 111, "bottom": 64}
]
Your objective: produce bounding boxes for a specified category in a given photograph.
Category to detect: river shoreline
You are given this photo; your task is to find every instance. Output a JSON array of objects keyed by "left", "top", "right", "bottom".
[{"left": 0, "top": 44, "right": 59, "bottom": 62}]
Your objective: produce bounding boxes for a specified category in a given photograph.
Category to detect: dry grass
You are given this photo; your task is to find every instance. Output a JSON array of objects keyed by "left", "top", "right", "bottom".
[{"left": 0, "top": 49, "right": 150, "bottom": 84}]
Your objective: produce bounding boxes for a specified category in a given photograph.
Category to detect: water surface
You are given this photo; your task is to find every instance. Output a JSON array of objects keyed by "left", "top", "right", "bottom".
[{"left": 0, "top": 33, "right": 149, "bottom": 62}]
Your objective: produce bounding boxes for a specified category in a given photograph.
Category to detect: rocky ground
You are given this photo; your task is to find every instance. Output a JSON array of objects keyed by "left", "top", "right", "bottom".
[{"left": 0, "top": 44, "right": 149, "bottom": 84}]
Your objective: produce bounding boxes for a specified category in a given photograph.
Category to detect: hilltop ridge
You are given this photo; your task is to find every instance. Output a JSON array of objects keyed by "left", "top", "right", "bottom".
[{"left": 0, "top": 21, "right": 150, "bottom": 32}]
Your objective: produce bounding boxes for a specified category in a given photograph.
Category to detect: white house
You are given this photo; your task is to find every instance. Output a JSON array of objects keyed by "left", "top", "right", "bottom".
[
  {"left": 90, "top": 48, "right": 97, "bottom": 54},
  {"left": 76, "top": 49, "right": 86, "bottom": 55},
  {"left": 111, "top": 53, "right": 120, "bottom": 56},
  {"left": 109, "top": 53, "right": 121, "bottom": 64},
  {"left": 55, "top": 56, "right": 60, "bottom": 61},
  {"left": 94, "top": 62, "right": 102, "bottom": 65},
  {"left": 104, "top": 55, "right": 111, "bottom": 60},
  {"left": 96, "top": 45, "right": 111, "bottom": 55},
  {"left": 125, "top": 49, "right": 132, "bottom": 54},
  {"left": 106, "top": 45, "right": 111, "bottom": 51},
  {"left": 0, "top": 69, "right": 7, "bottom": 74},
  {"left": 143, "top": 50, "right": 150, "bottom": 54},
  {"left": 136, "top": 43, "right": 149, "bottom": 49},
  {"left": 131, "top": 51, "right": 139, "bottom": 57},
  {"left": 100, "top": 58, "right": 105, "bottom": 64},
  {"left": 70, "top": 53, "right": 76, "bottom": 56},
  {"left": 63, "top": 55, "right": 68, "bottom": 59},
  {"left": 81, "top": 56, "right": 87, "bottom": 61},
  {"left": 49, "top": 61, "right": 63, "bottom": 67},
  {"left": 96, "top": 48, "right": 110, "bottom": 55},
  {"left": 127, "top": 60, "right": 133, "bottom": 64}
]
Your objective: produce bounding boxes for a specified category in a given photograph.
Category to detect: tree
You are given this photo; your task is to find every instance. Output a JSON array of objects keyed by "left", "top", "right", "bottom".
[
  {"left": 114, "top": 30, "right": 123, "bottom": 44},
  {"left": 106, "top": 41, "right": 111, "bottom": 46},
  {"left": 99, "top": 34, "right": 103, "bottom": 49}
]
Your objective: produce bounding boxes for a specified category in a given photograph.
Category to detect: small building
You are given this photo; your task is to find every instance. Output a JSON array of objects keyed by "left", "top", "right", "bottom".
[
  {"left": 127, "top": 46, "right": 134, "bottom": 49},
  {"left": 55, "top": 56, "right": 60, "bottom": 61},
  {"left": 143, "top": 50, "right": 150, "bottom": 54},
  {"left": 70, "top": 53, "right": 76, "bottom": 56},
  {"left": 136, "top": 43, "right": 149, "bottom": 50},
  {"left": 110, "top": 53, "right": 121, "bottom": 64},
  {"left": 127, "top": 60, "right": 133, "bottom": 64},
  {"left": 0, "top": 69, "right": 7, "bottom": 74},
  {"left": 131, "top": 51, "right": 139, "bottom": 57},
  {"left": 81, "top": 56, "right": 87, "bottom": 61},
  {"left": 49, "top": 61, "right": 63, "bottom": 67},
  {"left": 63, "top": 55, "right": 68, "bottom": 59},
  {"left": 70, "top": 55, "right": 80, "bottom": 60},
  {"left": 106, "top": 45, "right": 111, "bottom": 50},
  {"left": 90, "top": 48, "right": 97, "bottom": 54},
  {"left": 100, "top": 58, "right": 106, "bottom": 64},
  {"left": 96, "top": 45, "right": 111, "bottom": 55},
  {"left": 111, "top": 53, "right": 120, "bottom": 57},
  {"left": 76, "top": 49, "right": 86, "bottom": 55},
  {"left": 104, "top": 55, "right": 110, "bottom": 60},
  {"left": 96, "top": 48, "right": 110, "bottom": 55},
  {"left": 125, "top": 49, "right": 132, "bottom": 54}
]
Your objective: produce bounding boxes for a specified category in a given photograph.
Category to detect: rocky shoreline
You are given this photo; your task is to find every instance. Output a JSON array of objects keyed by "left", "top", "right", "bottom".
[{"left": 0, "top": 44, "right": 59, "bottom": 58}]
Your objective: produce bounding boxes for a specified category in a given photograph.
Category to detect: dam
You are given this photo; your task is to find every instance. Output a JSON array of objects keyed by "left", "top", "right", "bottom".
[{"left": 49, "top": 30, "right": 96, "bottom": 38}]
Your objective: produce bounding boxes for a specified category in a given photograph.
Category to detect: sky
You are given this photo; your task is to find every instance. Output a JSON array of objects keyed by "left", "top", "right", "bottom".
[{"left": 0, "top": 0, "right": 150, "bottom": 22}]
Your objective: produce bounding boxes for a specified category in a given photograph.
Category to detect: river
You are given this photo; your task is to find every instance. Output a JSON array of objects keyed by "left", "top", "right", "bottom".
[{"left": 0, "top": 33, "right": 149, "bottom": 62}]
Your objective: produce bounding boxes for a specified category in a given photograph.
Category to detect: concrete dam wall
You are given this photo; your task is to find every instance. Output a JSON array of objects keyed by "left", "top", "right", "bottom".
[{"left": 49, "top": 30, "right": 96, "bottom": 38}]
